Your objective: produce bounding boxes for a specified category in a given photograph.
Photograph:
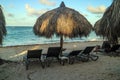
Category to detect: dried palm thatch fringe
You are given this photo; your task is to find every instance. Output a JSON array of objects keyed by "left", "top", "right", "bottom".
[
  {"left": 94, "top": 19, "right": 101, "bottom": 36},
  {"left": 33, "top": 2, "right": 92, "bottom": 38},
  {"left": 94, "top": 0, "right": 120, "bottom": 44},
  {"left": 0, "top": 5, "right": 7, "bottom": 45},
  {"left": 94, "top": 19, "right": 118, "bottom": 44},
  {"left": 94, "top": 19, "right": 109, "bottom": 40},
  {"left": 33, "top": 2, "right": 92, "bottom": 48}
]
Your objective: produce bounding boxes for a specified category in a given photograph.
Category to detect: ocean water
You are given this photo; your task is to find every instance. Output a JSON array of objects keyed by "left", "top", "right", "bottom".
[{"left": 2, "top": 26, "right": 102, "bottom": 46}]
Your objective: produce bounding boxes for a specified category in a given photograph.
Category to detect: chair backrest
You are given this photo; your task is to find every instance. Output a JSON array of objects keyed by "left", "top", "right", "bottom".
[
  {"left": 69, "top": 50, "right": 82, "bottom": 56},
  {"left": 82, "top": 46, "right": 95, "bottom": 54},
  {"left": 111, "top": 44, "right": 120, "bottom": 52},
  {"left": 27, "top": 49, "right": 42, "bottom": 58},
  {"left": 46, "top": 47, "right": 61, "bottom": 58}
]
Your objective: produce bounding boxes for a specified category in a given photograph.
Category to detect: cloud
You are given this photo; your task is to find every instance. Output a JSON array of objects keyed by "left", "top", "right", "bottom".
[
  {"left": 7, "top": 4, "right": 15, "bottom": 8},
  {"left": 87, "top": 5, "right": 106, "bottom": 14},
  {"left": 25, "top": 4, "right": 48, "bottom": 16},
  {"left": 39, "top": 0, "right": 56, "bottom": 6},
  {"left": 7, "top": 13, "right": 14, "bottom": 17}
]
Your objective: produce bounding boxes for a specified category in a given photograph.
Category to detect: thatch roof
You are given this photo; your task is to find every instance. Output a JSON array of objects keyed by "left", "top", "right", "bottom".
[
  {"left": 0, "top": 5, "right": 6, "bottom": 45},
  {"left": 94, "top": 19, "right": 101, "bottom": 36},
  {"left": 33, "top": 2, "right": 92, "bottom": 38},
  {"left": 94, "top": 19, "right": 109, "bottom": 37},
  {"left": 95, "top": 0, "right": 120, "bottom": 44}
]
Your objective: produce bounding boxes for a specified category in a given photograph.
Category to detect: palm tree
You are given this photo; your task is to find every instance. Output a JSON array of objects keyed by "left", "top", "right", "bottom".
[{"left": 0, "top": 5, "right": 7, "bottom": 45}]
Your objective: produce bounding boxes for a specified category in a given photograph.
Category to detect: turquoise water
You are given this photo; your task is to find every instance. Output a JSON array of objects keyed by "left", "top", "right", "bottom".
[{"left": 2, "top": 26, "right": 102, "bottom": 46}]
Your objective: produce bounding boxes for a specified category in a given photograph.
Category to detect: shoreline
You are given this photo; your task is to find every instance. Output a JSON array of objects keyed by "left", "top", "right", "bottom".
[{"left": 1, "top": 40, "right": 103, "bottom": 48}]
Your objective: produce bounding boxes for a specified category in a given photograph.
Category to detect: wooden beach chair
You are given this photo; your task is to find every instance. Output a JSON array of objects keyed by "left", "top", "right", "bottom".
[{"left": 23, "top": 49, "right": 44, "bottom": 70}]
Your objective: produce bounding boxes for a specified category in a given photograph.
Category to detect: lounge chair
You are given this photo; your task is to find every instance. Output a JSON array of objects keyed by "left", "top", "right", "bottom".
[
  {"left": 45, "top": 47, "right": 69, "bottom": 66},
  {"left": 68, "top": 50, "right": 82, "bottom": 56},
  {"left": 46, "top": 47, "right": 61, "bottom": 59},
  {"left": 80, "top": 46, "right": 95, "bottom": 55},
  {"left": 110, "top": 44, "right": 120, "bottom": 52},
  {"left": 110, "top": 44, "right": 120, "bottom": 56},
  {"left": 62, "top": 46, "right": 99, "bottom": 64},
  {"left": 66, "top": 50, "right": 82, "bottom": 64},
  {"left": 45, "top": 47, "right": 62, "bottom": 66},
  {"left": 23, "top": 49, "right": 44, "bottom": 70},
  {"left": 78, "top": 46, "right": 99, "bottom": 61}
]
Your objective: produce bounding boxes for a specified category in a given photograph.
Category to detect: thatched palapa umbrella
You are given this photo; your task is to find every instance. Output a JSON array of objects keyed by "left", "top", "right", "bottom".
[
  {"left": 0, "top": 5, "right": 7, "bottom": 65},
  {"left": 0, "top": 5, "right": 6, "bottom": 45},
  {"left": 94, "top": 19, "right": 109, "bottom": 42},
  {"left": 33, "top": 2, "right": 92, "bottom": 50},
  {"left": 95, "top": 0, "right": 120, "bottom": 44}
]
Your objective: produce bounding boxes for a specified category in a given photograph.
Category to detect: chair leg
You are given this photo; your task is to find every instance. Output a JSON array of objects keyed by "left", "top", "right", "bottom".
[
  {"left": 62, "top": 60, "right": 65, "bottom": 66},
  {"left": 23, "top": 56, "right": 29, "bottom": 70},
  {"left": 39, "top": 58, "right": 45, "bottom": 68},
  {"left": 25, "top": 59, "right": 29, "bottom": 70},
  {"left": 26, "top": 64, "right": 28, "bottom": 70},
  {"left": 47, "top": 61, "right": 51, "bottom": 67},
  {"left": 69, "top": 57, "right": 75, "bottom": 64},
  {"left": 45, "top": 57, "right": 52, "bottom": 67},
  {"left": 59, "top": 59, "right": 65, "bottom": 66},
  {"left": 41, "top": 61, "right": 45, "bottom": 68}
]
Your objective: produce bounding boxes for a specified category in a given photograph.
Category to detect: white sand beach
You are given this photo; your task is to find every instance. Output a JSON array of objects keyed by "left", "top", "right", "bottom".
[{"left": 0, "top": 41, "right": 120, "bottom": 80}]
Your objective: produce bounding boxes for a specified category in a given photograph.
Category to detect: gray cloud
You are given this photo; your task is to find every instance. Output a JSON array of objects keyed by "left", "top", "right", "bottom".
[
  {"left": 25, "top": 4, "right": 48, "bottom": 16},
  {"left": 39, "top": 0, "right": 56, "bottom": 6},
  {"left": 87, "top": 5, "right": 106, "bottom": 14}
]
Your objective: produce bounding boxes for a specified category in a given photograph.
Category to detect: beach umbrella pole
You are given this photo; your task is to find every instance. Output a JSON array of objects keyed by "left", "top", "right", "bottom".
[
  {"left": 60, "top": 35, "right": 63, "bottom": 48},
  {"left": 60, "top": 35, "right": 63, "bottom": 54}
]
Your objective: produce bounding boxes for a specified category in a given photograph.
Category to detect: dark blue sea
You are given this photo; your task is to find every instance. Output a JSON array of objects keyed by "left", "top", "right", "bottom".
[{"left": 2, "top": 26, "right": 102, "bottom": 46}]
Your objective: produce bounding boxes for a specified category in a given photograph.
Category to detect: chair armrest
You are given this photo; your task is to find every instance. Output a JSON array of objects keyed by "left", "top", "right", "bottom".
[
  {"left": 41, "top": 54, "right": 47, "bottom": 62},
  {"left": 23, "top": 55, "right": 27, "bottom": 61},
  {"left": 116, "top": 50, "right": 120, "bottom": 53},
  {"left": 62, "top": 48, "right": 66, "bottom": 51}
]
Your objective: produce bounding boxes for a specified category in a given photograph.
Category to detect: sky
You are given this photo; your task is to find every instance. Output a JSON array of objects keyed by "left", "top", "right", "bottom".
[{"left": 0, "top": 0, "right": 112, "bottom": 26}]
